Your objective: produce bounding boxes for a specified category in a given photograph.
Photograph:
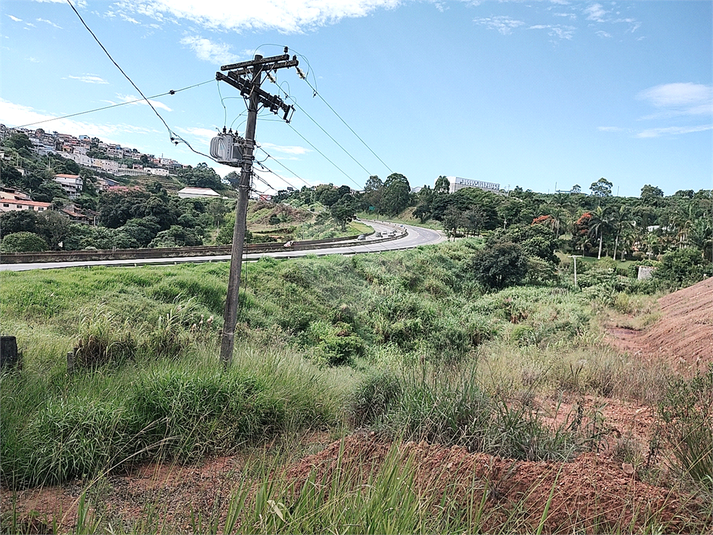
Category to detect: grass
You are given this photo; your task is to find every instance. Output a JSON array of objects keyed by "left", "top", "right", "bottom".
[
  {"left": 0, "top": 340, "right": 354, "bottom": 489},
  {"left": 1, "top": 239, "right": 709, "bottom": 532}
]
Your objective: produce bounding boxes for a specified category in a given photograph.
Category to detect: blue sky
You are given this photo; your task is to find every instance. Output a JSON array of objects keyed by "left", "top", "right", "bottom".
[{"left": 1, "top": 0, "right": 711, "bottom": 197}]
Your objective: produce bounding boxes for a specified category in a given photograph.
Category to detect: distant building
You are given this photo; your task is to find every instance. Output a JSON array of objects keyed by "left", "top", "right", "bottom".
[
  {"left": 0, "top": 198, "right": 51, "bottom": 213},
  {"left": 178, "top": 187, "right": 221, "bottom": 199},
  {"left": 96, "top": 177, "right": 119, "bottom": 191},
  {"left": 441, "top": 176, "right": 500, "bottom": 194},
  {"left": 54, "top": 174, "right": 83, "bottom": 199},
  {"left": 145, "top": 167, "right": 169, "bottom": 177}
]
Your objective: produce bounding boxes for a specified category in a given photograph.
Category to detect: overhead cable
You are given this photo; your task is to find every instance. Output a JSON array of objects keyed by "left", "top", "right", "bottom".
[{"left": 12, "top": 80, "right": 213, "bottom": 129}]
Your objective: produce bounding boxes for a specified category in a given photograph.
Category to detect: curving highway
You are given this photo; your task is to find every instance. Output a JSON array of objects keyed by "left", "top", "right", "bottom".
[{"left": 0, "top": 221, "right": 446, "bottom": 272}]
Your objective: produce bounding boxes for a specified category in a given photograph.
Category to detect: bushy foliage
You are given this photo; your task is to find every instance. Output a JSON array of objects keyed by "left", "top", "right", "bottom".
[
  {"left": 0, "top": 231, "right": 48, "bottom": 252},
  {"left": 654, "top": 247, "right": 710, "bottom": 287},
  {"left": 468, "top": 242, "right": 528, "bottom": 290}
]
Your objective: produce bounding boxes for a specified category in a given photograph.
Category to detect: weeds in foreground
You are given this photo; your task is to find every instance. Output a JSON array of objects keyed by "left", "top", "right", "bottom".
[
  {"left": 656, "top": 365, "right": 713, "bottom": 496},
  {"left": 4, "top": 438, "right": 707, "bottom": 535}
]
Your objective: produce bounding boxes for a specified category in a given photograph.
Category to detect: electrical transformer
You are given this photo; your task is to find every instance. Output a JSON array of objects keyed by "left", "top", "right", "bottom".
[{"left": 210, "top": 131, "right": 244, "bottom": 166}]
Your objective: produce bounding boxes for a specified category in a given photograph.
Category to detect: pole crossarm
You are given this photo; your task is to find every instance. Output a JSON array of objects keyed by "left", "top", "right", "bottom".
[
  {"left": 216, "top": 71, "right": 294, "bottom": 122},
  {"left": 220, "top": 50, "right": 293, "bottom": 71}
]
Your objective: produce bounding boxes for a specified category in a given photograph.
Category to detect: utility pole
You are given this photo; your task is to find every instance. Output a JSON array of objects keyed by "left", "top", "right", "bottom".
[{"left": 216, "top": 48, "right": 298, "bottom": 367}]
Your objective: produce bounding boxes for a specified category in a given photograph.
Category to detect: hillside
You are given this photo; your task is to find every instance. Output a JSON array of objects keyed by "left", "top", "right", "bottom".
[{"left": 607, "top": 277, "right": 713, "bottom": 374}]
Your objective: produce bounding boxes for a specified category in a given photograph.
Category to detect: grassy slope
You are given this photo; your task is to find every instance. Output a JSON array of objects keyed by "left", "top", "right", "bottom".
[{"left": 4, "top": 241, "right": 709, "bottom": 533}]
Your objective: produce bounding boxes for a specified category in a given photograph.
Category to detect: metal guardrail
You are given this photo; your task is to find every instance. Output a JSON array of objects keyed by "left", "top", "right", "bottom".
[{"left": 0, "top": 229, "right": 407, "bottom": 264}]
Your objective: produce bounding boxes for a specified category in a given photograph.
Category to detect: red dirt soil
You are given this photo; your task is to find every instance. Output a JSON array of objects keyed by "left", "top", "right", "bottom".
[
  {"left": 606, "top": 277, "right": 713, "bottom": 374},
  {"left": 6, "top": 430, "right": 711, "bottom": 534}
]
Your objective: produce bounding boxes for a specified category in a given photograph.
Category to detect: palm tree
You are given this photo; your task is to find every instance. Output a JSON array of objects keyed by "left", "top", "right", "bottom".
[
  {"left": 609, "top": 205, "right": 636, "bottom": 260},
  {"left": 587, "top": 206, "right": 610, "bottom": 259}
]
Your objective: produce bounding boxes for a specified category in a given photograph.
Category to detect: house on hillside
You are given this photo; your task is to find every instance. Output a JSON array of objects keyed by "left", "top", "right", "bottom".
[
  {"left": 54, "top": 174, "right": 83, "bottom": 199},
  {"left": 178, "top": 187, "right": 221, "bottom": 199},
  {"left": 0, "top": 193, "right": 51, "bottom": 213}
]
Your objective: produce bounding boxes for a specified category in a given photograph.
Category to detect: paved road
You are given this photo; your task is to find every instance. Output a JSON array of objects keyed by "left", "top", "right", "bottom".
[{"left": 0, "top": 221, "right": 446, "bottom": 272}]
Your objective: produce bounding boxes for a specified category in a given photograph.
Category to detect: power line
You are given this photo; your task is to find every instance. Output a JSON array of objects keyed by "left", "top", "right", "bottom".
[
  {"left": 66, "top": 0, "right": 223, "bottom": 166},
  {"left": 252, "top": 45, "right": 392, "bottom": 177},
  {"left": 287, "top": 123, "right": 361, "bottom": 189},
  {"left": 296, "top": 60, "right": 393, "bottom": 175},
  {"left": 12, "top": 80, "right": 214, "bottom": 130},
  {"left": 256, "top": 147, "right": 311, "bottom": 189},
  {"left": 66, "top": 0, "right": 173, "bottom": 138}
]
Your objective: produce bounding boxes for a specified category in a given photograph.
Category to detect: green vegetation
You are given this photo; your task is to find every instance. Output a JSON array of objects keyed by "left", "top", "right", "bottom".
[{"left": 1, "top": 228, "right": 711, "bottom": 531}]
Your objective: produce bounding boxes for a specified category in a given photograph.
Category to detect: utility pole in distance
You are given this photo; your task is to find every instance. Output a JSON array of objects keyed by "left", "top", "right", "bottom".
[{"left": 216, "top": 48, "right": 298, "bottom": 367}]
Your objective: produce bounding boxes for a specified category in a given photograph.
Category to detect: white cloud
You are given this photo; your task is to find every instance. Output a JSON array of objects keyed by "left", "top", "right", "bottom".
[
  {"left": 119, "top": 14, "right": 140, "bottom": 24},
  {"left": 37, "top": 18, "right": 62, "bottom": 28},
  {"left": 117, "top": 0, "right": 401, "bottom": 33},
  {"left": 636, "top": 125, "right": 713, "bottom": 138},
  {"left": 473, "top": 15, "right": 525, "bottom": 35},
  {"left": 637, "top": 83, "right": 713, "bottom": 116},
  {"left": 584, "top": 3, "right": 606, "bottom": 22},
  {"left": 180, "top": 36, "right": 239, "bottom": 64},
  {"left": 595, "top": 30, "right": 611, "bottom": 38},
  {"left": 8, "top": 15, "right": 22, "bottom": 22},
  {"left": 0, "top": 98, "right": 151, "bottom": 141},
  {"left": 597, "top": 126, "right": 625, "bottom": 132},
  {"left": 117, "top": 94, "right": 173, "bottom": 112},
  {"left": 174, "top": 126, "right": 218, "bottom": 144},
  {"left": 529, "top": 24, "right": 575, "bottom": 40},
  {"left": 260, "top": 142, "right": 310, "bottom": 156},
  {"left": 68, "top": 74, "right": 109, "bottom": 84}
]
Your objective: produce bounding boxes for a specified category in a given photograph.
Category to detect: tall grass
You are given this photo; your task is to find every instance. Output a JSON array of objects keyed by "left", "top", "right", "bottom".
[
  {"left": 349, "top": 362, "right": 597, "bottom": 462},
  {"left": 1, "top": 343, "right": 353, "bottom": 489}
]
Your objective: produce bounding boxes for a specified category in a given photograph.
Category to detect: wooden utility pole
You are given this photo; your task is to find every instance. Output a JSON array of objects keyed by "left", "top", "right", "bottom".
[{"left": 216, "top": 49, "right": 298, "bottom": 366}]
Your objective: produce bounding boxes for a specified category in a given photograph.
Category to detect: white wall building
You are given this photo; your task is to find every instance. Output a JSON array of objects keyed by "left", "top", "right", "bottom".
[
  {"left": 442, "top": 176, "right": 501, "bottom": 194},
  {"left": 54, "top": 174, "right": 83, "bottom": 199}
]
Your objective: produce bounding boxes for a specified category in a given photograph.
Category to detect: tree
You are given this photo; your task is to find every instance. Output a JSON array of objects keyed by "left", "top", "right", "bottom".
[
  {"left": 36, "top": 210, "right": 71, "bottom": 249},
  {"left": 434, "top": 175, "right": 450, "bottom": 194},
  {"left": 0, "top": 210, "right": 39, "bottom": 235},
  {"left": 149, "top": 225, "right": 203, "bottom": 248},
  {"left": 177, "top": 162, "right": 221, "bottom": 190},
  {"left": 590, "top": 177, "right": 613, "bottom": 197},
  {"left": 381, "top": 173, "right": 411, "bottom": 216},
  {"left": 330, "top": 194, "right": 358, "bottom": 231},
  {"left": 2, "top": 133, "right": 33, "bottom": 152},
  {"left": 32, "top": 180, "right": 67, "bottom": 203},
  {"left": 0, "top": 231, "right": 48, "bottom": 253},
  {"left": 207, "top": 199, "right": 229, "bottom": 228},
  {"left": 468, "top": 242, "right": 528, "bottom": 290},
  {"left": 224, "top": 171, "right": 240, "bottom": 189},
  {"left": 655, "top": 247, "right": 711, "bottom": 287},
  {"left": 0, "top": 161, "right": 24, "bottom": 188},
  {"left": 442, "top": 205, "right": 463, "bottom": 239},
  {"left": 587, "top": 205, "right": 610, "bottom": 259},
  {"left": 462, "top": 207, "right": 486, "bottom": 236},
  {"left": 640, "top": 184, "right": 664, "bottom": 205},
  {"left": 362, "top": 175, "right": 384, "bottom": 213},
  {"left": 119, "top": 217, "right": 161, "bottom": 247},
  {"left": 609, "top": 205, "right": 635, "bottom": 260}
]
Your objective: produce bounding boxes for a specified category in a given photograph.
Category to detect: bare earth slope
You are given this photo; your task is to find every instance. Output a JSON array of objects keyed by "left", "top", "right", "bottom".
[{"left": 608, "top": 277, "right": 713, "bottom": 373}]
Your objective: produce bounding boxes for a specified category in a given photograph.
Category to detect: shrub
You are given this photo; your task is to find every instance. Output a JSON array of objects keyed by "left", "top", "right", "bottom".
[
  {"left": 348, "top": 369, "right": 402, "bottom": 427},
  {"left": 302, "top": 320, "right": 364, "bottom": 366},
  {"left": 0, "top": 231, "right": 48, "bottom": 253},
  {"left": 655, "top": 247, "right": 710, "bottom": 288},
  {"left": 468, "top": 242, "right": 528, "bottom": 290}
]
